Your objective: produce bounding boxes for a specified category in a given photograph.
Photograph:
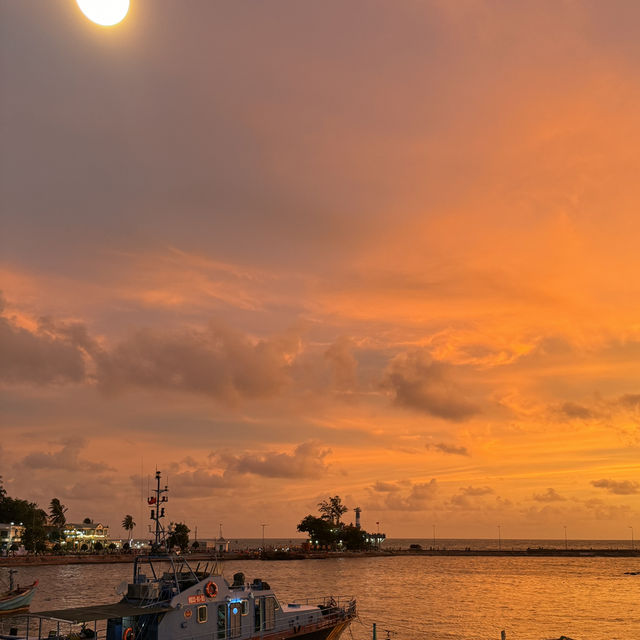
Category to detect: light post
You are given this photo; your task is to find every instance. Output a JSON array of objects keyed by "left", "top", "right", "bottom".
[
  {"left": 564, "top": 525, "right": 568, "bottom": 551},
  {"left": 432, "top": 524, "right": 436, "bottom": 549},
  {"left": 498, "top": 525, "right": 501, "bottom": 551},
  {"left": 629, "top": 526, "right": 634, "bottom": 551}
]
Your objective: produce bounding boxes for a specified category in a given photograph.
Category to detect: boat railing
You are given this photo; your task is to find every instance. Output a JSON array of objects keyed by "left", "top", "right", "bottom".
[
  {"left": 3, "top": 615, "right": 107, "bottom": 640},
  {"left": 286, "top": 595, "right": 356, "bottom": 626},
  {"left": 288, "top": 595, "right": 355, "bottom": 610}
]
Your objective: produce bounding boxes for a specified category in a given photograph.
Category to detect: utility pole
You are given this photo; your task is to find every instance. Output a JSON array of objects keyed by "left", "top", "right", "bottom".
[{"left": 261, "top": 523, "right": 268, "bottom": 550}]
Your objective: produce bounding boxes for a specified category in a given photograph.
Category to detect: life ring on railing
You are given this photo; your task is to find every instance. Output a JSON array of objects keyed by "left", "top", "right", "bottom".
[
  {"left": 205, "top": 581, "right": 218, "bottom": 598},
  {"left": 122, "top": 627, "right": 134, "bottom": 640}
]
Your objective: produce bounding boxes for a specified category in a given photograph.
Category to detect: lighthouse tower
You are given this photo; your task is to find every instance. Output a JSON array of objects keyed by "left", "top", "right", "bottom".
[{"left": 354, "top": 507, "right": 362, "bottom": 529}]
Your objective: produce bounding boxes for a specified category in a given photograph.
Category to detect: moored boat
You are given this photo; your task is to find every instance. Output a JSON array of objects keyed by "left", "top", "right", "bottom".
[
  {"left": 0, "top": 571, "right": 38, "bottom": 615},
  {"left": 23, "top": 471, "right": 356, "bottom": 640}
]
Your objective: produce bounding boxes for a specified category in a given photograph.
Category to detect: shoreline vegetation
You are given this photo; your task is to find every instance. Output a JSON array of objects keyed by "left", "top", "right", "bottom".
[{"left": 2, "top": 546, "right": 640, "bottom": 567}]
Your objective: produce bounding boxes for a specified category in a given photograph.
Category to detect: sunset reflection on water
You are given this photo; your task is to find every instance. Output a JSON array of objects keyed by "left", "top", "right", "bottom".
[{"left": 9, "top": 555, "right": 640, "bottom": 640}]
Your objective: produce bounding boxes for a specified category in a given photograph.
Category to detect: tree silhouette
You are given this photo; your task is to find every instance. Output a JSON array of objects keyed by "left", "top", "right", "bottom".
[
  {"left": 122, "top": 514, "right": 136, "bottom": 543},
  {"left": 167, "top": 522, "right": 190, "bottom": 551},
  {"left": 317, "top": 496, "right": 348, "bottom": 525},
  {"left": 49, "top": 498, "right": 68, "bottom": 528}
]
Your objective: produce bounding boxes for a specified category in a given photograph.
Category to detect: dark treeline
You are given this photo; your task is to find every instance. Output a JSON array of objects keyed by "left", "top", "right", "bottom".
[
  {"left": 297, "top": 496, "right": 384, "bottom": 550},
  {"left": 0, "top": 476, "right": 48, "bottom": 552}
]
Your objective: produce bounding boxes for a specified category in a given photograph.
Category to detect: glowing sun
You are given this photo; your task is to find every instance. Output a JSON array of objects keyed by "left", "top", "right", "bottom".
[{"left": 77, "top": 0, "right": 130, "bottom": 26}]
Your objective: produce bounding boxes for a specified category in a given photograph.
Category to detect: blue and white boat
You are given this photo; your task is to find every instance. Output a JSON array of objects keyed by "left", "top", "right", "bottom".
[{"left": 24, "top": 472, "right": 356, "bottom": 640}]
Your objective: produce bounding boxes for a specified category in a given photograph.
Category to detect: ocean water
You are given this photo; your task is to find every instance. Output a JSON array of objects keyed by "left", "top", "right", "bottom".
[{"left": 2, "top": 551, "right": 639, "bottom": 639}]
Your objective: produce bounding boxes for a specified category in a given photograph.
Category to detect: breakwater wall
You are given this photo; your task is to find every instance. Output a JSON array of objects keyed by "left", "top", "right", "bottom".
[{"left": 2, "top": 547, "right": 639, "bottom": 567}]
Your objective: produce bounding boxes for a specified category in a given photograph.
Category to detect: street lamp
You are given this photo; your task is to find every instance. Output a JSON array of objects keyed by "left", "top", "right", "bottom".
[
  {"left": 564, "top": 525, "right": 568, "bottom": 551},
  {"left": 629, "top": 526, "right": 634, "bottom": 551},
  {"left": 432, "top": 524, "right": 436, "bottom": 549},
  {"left": 497, "top": 525, "right": 501, "bottom": 551}
]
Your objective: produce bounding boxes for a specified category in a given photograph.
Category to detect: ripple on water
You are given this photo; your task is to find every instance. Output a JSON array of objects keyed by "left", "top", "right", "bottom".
[{"left": 3, "top": 556, "right": 639, "bottom": 640}]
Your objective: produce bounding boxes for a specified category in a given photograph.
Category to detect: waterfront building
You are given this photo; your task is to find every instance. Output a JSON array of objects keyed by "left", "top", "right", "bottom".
[
  {"left": 214, "top": 524, "right": 229, "bottom": 553},
  {"left": 0, "top": 522, "right": 25, "bottom": 550},
  {"left": 63, "top": 520, "right": 110, "bottom": 549}
]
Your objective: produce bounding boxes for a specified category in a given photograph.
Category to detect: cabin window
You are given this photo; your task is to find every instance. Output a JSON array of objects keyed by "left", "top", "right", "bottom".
[
  {"left": 217, "top": 604, "right": 226, "bottom": 639},
  {"left": 241, "top": 599, "right": 249, "bottom": 616},
  {"left": 254, "top": 596, "right": 279, "bottom": 631},
  {"left": 264, "top": 596, "right": 277, "bottom": 631},
  {"left": 254, "top": 597, "right": 262, "bottom": 632},
  {"left": 197, "top": 605, "right": 208, "bottom": 623}
]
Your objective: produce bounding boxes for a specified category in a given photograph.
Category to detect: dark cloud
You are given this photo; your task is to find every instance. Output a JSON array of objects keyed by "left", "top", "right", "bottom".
[
  {"left": 167, "top": 470, "right": 228, "bottom": 496},
  {"left": 218, "top": 442, "right": 330, "bottom": 479},
  {"left": 617, "top": 394, "right": 640, "bottom": 410},
  {"left": 591, "top": 479, "right": 640, "bottom": 495},
  {"left": 460, "top": 486, "right": 493, "bottom": 497},
  {"left": 556, "top": 402, "right": 594, "bottom": 420},
  {"left": 63, "top": 476, "right": 117, "bottom": 501},
  {"left": 384, "top": 350, "right": 479, "bottom": 421},
  {"left": 22, "top": 438, "right": 111, "bottom": 473},
  {"left": 581, "top": 498, "right": 633, "bottom": 521},
  {"left": 0, "top": 306, "right": 90, "bottom": 385},
  {"left": 516, "top": 336, "right": 575, "bottom": 366},
  {"left": 96, "top": 323, "right": 299, "bottom": 402},
  {"left": 367, "top": 479, "right": 439, "bottom": 511},
  {"left": 427, "top": 442, "right": 470, "bottom": 456},
  {"left": 533, "top": 488, "right": 566, "bottom": 502},
  {"left": 450, "top": 485, "right": 493, "bottom": 508},
  {"left": 371, "top": 481, "right": 402, "bottom": 493}
]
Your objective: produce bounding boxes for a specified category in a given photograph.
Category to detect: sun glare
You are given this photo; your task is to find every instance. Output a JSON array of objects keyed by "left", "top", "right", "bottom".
[{"left": 76, "top": 0, "right": 130, "bottom": 27}]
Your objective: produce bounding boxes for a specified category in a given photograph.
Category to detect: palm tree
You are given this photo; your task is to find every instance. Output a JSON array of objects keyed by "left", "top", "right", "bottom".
[
  {"left": 122, "top": 514, "right": 136, "bottom": 544},
  {"left": 329, "top": 496, "right": 348, "bottom": 525},
  {"left": 49, "top": 498, "right": 68, "bottom": 528},
  {"left": 317, "top": 496, "right": 348, "bottom": 525}
]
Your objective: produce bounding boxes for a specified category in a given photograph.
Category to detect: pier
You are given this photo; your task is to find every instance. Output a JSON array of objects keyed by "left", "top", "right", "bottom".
[{"left": 2, "top": 546, "right": 639, "bottom": 566}]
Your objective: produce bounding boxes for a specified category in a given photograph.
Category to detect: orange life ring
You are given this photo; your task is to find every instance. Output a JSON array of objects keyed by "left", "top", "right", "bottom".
[
  {"left": 205, "top": 581, "right": 218, "bottom": 598},
  {"left": 123, "top": 628, "right": 134, "bottom": 640}
]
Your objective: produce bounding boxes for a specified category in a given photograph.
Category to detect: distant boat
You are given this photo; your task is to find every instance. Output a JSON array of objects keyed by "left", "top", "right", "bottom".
[{"left": 0, "top": 570, "right": 38, "bottom": 614}]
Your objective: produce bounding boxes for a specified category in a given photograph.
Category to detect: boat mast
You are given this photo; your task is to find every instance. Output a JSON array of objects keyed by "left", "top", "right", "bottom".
[{"left": 148, "top": 470, "right": 168, "bottom": 551}]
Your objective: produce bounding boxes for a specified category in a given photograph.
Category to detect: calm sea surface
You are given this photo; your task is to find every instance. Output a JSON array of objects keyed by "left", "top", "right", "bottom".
[{"left": 2, "top": 543, "right": 639, "bottom": 640}]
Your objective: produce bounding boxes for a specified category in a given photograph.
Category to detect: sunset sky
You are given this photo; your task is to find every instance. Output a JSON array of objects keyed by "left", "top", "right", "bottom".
[{"left": 1, "top": 0, "right": 640, "bottom": 541}]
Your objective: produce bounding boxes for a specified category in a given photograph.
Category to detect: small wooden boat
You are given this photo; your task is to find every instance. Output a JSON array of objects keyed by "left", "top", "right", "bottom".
[{"left": 0, "top": 570, "right": 38, "bottom": 614}]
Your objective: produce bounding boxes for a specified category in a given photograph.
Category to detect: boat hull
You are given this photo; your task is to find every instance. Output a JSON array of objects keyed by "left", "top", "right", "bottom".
[
  {"left": 0, "top": 582, "right": 38, "bottom": 613},
  {"left": 258, "top": 619, "right": 351, "bottom": 640}
]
